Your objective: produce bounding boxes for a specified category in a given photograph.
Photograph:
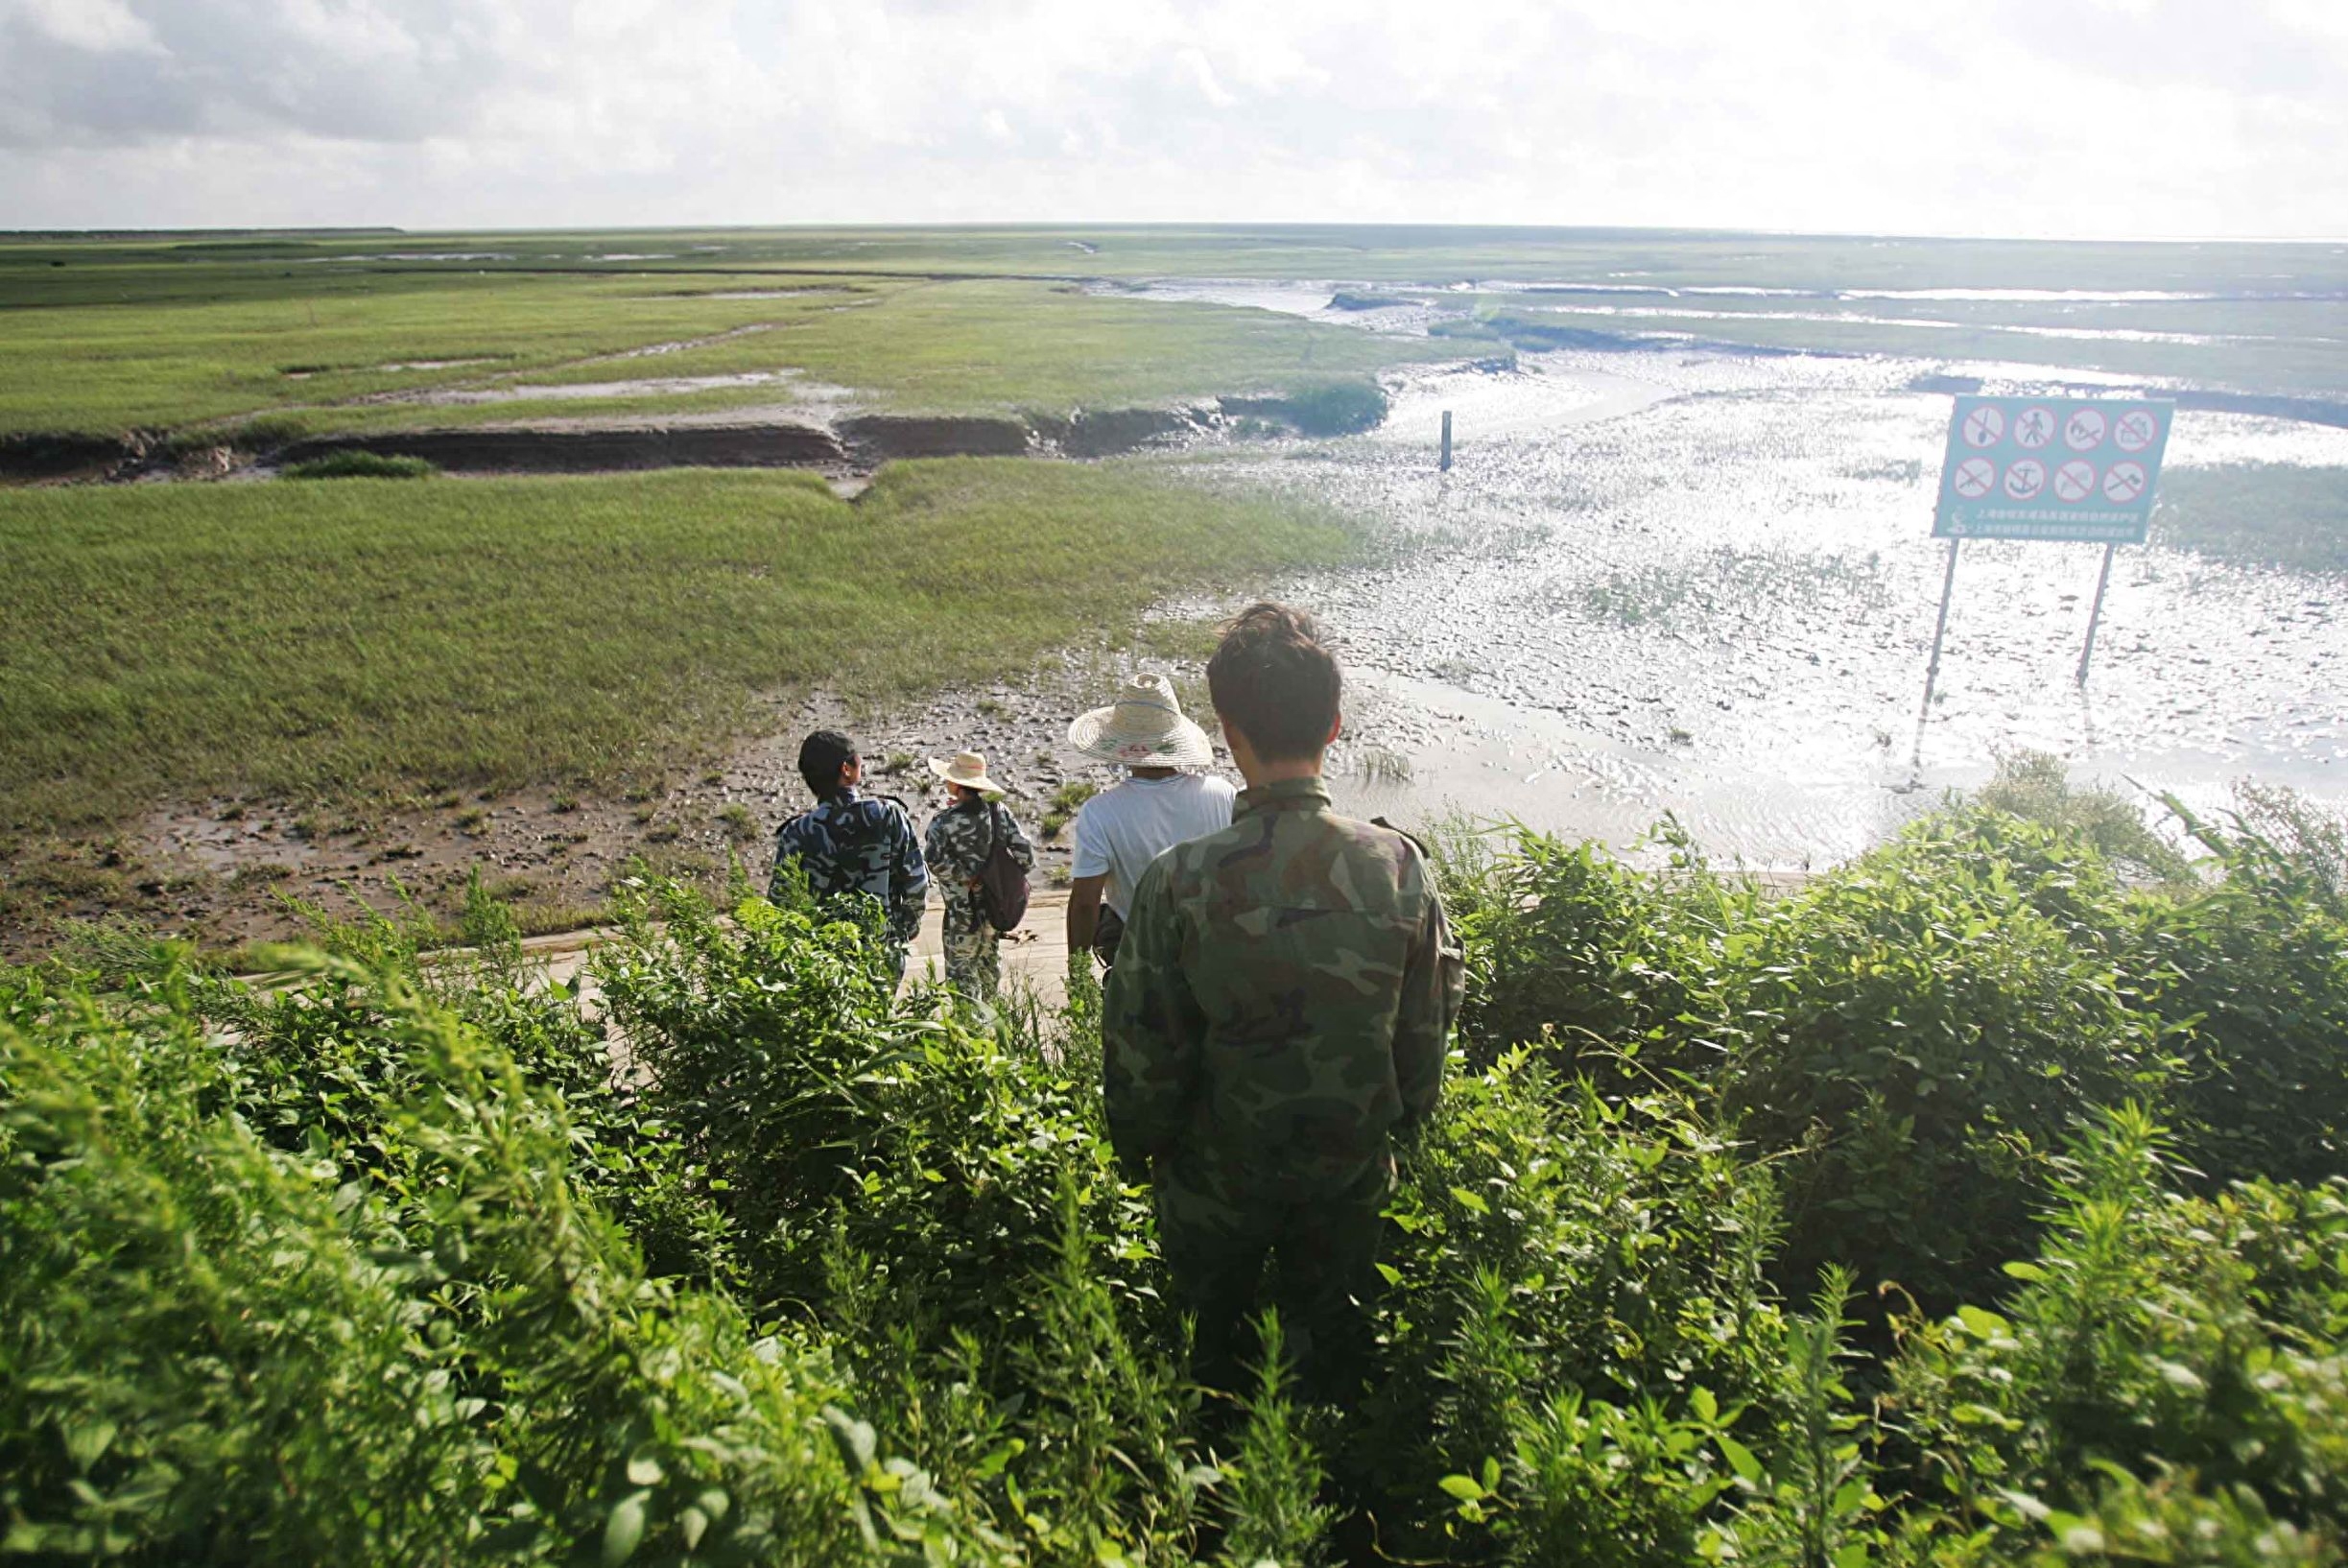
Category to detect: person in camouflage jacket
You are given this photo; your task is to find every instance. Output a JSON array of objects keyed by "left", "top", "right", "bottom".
[
  {"left": 771, "top": 729, "right": 929, "bottom": 983},
  {"left": 921, "top": 750, "right": 1035, "bottom": 998},
  {"left": 1103, "top": 605, "right": 1461, "bottom": 1396}
]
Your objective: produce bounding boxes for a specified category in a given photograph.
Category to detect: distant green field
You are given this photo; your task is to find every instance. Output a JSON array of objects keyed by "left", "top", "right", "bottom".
[
  {"left": 0, "top": 462, "right": 1352, "bottom": 833},
  {"left": 0, "top": 272, "right": 1446, "bottom": 439},
  {"left": 3, "top": 226, "right": 2339, "bottom": 439}
]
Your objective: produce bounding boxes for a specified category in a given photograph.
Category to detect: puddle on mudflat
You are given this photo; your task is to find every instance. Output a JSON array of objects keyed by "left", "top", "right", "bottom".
[
  {"left": 386, "top": 369, "right": 831, "bottom": 406},
  {"left": 1101, "top": 277, "right": 1453, "bottom": 335},
  {"left": 1175, "top": 346, "right": 2348, "bottom": 868}
]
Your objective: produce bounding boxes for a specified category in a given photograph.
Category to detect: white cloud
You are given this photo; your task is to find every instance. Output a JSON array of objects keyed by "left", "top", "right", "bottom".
[
  {"left": 6, "top": 0, "right": 161, "bottom": 53},
  {"left": 0, "top": 0, "right": 2340, "bottom": 237}
]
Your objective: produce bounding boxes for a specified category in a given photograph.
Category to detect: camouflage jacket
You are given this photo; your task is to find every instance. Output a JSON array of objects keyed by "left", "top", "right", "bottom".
[
  {"left": 1102, "top": 776, "right": 1462, "bottom": 1194},
  {"left": 770, "top": 788, "right": 929, "bottom": 944},
  {"left": 922, "top": 798, "right": 1036, "bottom": 934}
]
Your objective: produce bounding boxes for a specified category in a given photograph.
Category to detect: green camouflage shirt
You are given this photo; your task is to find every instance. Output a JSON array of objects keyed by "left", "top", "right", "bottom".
[{"left": 1102, "top": 775, "right": 1462, "bottom": 1194}]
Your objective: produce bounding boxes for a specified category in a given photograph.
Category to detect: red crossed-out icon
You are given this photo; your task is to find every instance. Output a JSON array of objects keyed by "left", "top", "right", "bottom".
[
  {"left": 1952, "top": 456, "right": 1996, "bottom": 498},
  {"left": 2114, "top": 409, "right": 2159, "bottom": 453},
  {"left": 1961, "top": 405, "right": 2005, "bottom": 448},
  {"left": 2005, "top": 459, "right": 2047, "bottom": 500},
  {"left": 2065, "top": 407, "right": 2107, "bottom": 451},
  {"left": 2013, "top": 406, "right": 2056, "bottom": 449},
  {"left": 2053, "top": 460, "right": 2097, "bottom": 502},
  {"left": 2103, "top": 461, "right": 2147, "bottom": 503}
]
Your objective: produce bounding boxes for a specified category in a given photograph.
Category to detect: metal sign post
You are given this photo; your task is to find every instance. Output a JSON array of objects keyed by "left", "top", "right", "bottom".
[
  {"left": 1916, "top": 393, "right": 2172, "bottom": 739},
  {"left": 1920, "top": 538, "right": 1962, "bottom": 718},
  {"left": 2075, "top": 541, "right": 2118, "bottom": 685}
]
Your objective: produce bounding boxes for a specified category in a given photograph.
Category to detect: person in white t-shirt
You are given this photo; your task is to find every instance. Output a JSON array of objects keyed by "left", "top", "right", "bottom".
[{"left": 1064, "top": 673, "right": 1236, "bottom": 966}]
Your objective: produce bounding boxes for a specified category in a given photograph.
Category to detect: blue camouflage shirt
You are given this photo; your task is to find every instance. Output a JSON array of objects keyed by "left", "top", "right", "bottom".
[{"left": 770, "top": 787, "right": 929, "bottom": 945}]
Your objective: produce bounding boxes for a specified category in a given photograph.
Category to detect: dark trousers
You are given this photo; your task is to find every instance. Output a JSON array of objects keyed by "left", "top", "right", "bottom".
[
  {"left": 1153, "top": 1154, "right": 1391, "bottom": 1401},
  {"left": 1092, "top": 906, "right": 1126, "bottom": 967}
]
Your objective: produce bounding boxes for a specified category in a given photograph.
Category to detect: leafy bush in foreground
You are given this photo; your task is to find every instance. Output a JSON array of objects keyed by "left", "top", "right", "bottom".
[
  {"left": 1719, "top": 808, "right": 2171, "bottom": 1312},
  {"left": 7, "top": 779, "right": 2348, "bottom": 1564},
  {"left": 1454, "top": 779, "right": 2348, "bottom": 1317},
  {"left": 1889, "top": 1106, "right": 2348, "bottom": 1557}
]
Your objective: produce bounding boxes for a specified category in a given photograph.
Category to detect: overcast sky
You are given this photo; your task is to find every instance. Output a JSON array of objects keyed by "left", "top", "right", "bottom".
[{"left": 1, "top": 0, "right": 2341, "bottom": 238}]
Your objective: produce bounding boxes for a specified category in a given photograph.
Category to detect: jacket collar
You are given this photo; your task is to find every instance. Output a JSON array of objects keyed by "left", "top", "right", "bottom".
[
  {"left": 1234, "top": 775, "right": 1331, "bottom": 820},
  {"left": 817, "top": 785, "right": 865, "bottom": 807}
]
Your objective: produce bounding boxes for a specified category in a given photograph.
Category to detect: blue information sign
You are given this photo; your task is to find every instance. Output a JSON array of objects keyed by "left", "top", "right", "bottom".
[{"left": 1933, "top": 394, "right": 2171, "bottom": 543}]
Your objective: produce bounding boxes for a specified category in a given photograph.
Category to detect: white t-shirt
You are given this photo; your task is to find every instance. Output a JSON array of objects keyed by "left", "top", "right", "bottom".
[{"left": 1071, "top": 772, "right": 1238, "bottom": 917}]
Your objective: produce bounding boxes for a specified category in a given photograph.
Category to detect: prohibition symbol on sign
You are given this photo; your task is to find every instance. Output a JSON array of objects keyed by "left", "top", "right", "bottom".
[
  {"left": 2114, "top": 410, "right": 2158, "bottom": 453},
  {"left": 1961, "top": 405, "right": 2005, "bottom": 447},
  {"left": 2004, "top": 458, "right": 2046, "bottom": 500},
  {"left": 2103, "top": 462, "right": 2147, "bottom": 504},
  {"left": 2053, "top": 460, "right": 2097, "bottom": 502},
  {"left": 2014, "top": 406, "right": 2056, "bottom": 449},
  {"left": 1952, "top": 456, "right": 1996, "bottom": 498},
  {"left": 2065, "top": 407, "right": 2107, "bottom": 451}
]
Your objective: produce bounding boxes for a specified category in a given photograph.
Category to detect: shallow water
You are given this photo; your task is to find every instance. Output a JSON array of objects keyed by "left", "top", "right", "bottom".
[{"left": 1175, "top": 345, "right": 2348, "bottom": 868}]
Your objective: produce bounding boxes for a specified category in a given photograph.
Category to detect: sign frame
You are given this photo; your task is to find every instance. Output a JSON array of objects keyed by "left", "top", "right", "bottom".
[
  {"left": 1932, "top": 393, "right": 2171, "bottom": 544},
  {"left": 1915, "top": 395, "right": 2175, "bottom": 740}
]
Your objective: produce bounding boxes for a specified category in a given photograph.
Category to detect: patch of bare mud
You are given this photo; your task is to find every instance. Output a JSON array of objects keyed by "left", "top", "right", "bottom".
[
  {"left": 91, "top": 655, "right": 1239, "bottom": 954},
  {"left": 273, "top": 422, "right": 850, "bottom": 475},
  {"left": 660, "top": 290, "right": 827, "bottom": 300},
  {"left": 282, "top": 358, "right": 500, "bottom": 381},
  {"left": 378, "top": 369, "right": 820, "bottom": 407},
  {"left": 605, "top": 324, "right": 777, "bottom": 361}
]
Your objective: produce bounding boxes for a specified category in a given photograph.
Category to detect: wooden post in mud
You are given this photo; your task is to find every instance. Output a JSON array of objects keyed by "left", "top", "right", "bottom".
[
  {"left": 1918, "top": 538, "right": 1962, "bottom": 730},
  {"left": 2075, "top": 542, "right": 2117, "bottom": 685},
  {"left": 1439, "top": 410, "right": 1453, "bottom": 472}
]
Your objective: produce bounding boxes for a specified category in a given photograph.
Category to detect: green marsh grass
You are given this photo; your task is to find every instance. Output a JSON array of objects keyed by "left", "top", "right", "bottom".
[
  {"left": 2153, "top": 462, "right": 2348, "bottom": 575},
  {"left": 279, "top": 451, "right": 437, "bottom": 480},
  {"left": 0, "top": 264, "right": 1445, "bottom": 440},
  {"left": 0, "top": 462, "right": 1353, "bottom": 833}
]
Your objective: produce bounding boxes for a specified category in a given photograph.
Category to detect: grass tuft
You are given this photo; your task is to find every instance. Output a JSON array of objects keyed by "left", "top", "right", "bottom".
[{"left": 279, "top": 452, "right": 438, "bottom": 481}]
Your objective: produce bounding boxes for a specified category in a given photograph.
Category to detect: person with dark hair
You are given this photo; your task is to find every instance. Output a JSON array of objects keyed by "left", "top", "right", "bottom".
[
  {"left": 1101, "top": 602, "right": 1461, "bottom": 1397},
  {"left": 771, "top": 728, "right": 928, "bottom": 984}
]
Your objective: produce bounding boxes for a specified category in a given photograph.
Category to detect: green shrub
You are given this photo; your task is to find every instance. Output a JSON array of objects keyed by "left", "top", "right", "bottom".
[
  {"left": 1280, "top": 378, "right": 1389, "bottom": 436},
  {"left": 10, "top": 803, "right": 2348, "bottom": 1566},
  {"left": 2123, "top": 791, "right": 2348, "bottom": 1188},
  {"left": 1974, "top": 751, "right": 2195, "bottom": 885},
  {"left": 1889, "top": 1106, "right": 2348, "bottom": 1556},
  {"left": 1717, "top": 808, "right": 2170, "bottom": 1312},
  {"left": 1349, "top": 1057, "right": 1789, "bottom": 1561},
  {"left": 1445, "top": 825, "right": 1752, "bottom": 1081},
  {"left": 0, "top": 961, "right": 976, "bottom": 1564},
  {"left": 277, "top": 450, "right": 438, "bottom": 480}
]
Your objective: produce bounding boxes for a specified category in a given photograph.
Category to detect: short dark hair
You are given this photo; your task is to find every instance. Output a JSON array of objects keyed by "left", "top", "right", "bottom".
[
  {"left": 1206, "top": 602, "right": 1340, "bottom": 761},
  {"left": 797, "top": 729, "right": 858, "bottom": 796}
]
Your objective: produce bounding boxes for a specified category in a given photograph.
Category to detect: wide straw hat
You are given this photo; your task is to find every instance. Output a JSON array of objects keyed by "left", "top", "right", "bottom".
[
  {"left": 1067, "top": 674, "right": 1215, "bottom": 768},
  {"left": 929, "top": 749, "right": 1005, "bottom": 795}
]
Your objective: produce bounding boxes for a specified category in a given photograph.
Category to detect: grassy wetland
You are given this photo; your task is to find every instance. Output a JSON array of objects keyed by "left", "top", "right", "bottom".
[
  {"left": 4, "top": 224, "right": 2348, "bottom": 1563},
  {"left": 7, "top": 225, "right": 2348, "bottom": 947}
]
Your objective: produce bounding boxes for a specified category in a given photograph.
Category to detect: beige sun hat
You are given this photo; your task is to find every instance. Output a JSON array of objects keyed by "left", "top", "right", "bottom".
[
  {"left": 1068, "top": 673, "right": 1215, "bottom": 768},
  {"left": 929, "top": 750, "right": 1005, "bottom": 795}
]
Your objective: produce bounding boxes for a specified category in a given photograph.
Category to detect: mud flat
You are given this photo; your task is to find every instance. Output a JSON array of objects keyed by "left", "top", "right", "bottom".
[
  {"left": 1174, "top": 346, "right": 2348, "bottom": 870},
  {"left": 121, "top": 663, "right": 1159, "bottom": 952}
]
